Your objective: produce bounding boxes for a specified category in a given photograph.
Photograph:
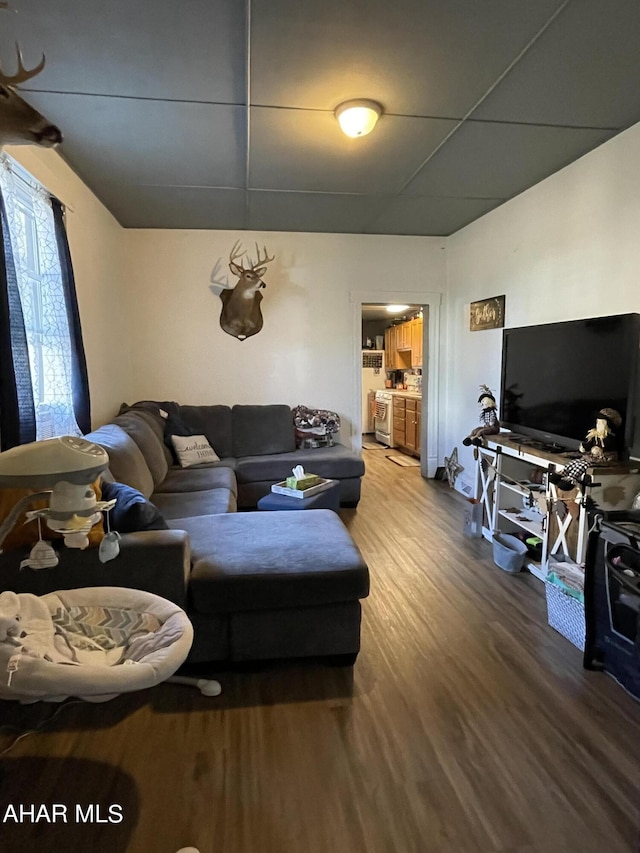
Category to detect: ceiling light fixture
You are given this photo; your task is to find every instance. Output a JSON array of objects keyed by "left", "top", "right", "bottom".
[
  {"left": 335, "top": 99, "right": 382, "bottom": 138},
  {"left": 386, "top": 304, "right": 410, "bottom": 313}
]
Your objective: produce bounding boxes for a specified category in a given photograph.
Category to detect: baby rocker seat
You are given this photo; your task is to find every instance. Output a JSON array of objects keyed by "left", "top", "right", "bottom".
[{"left": 0, "top": 586, "right": 218, "bottom": 703}]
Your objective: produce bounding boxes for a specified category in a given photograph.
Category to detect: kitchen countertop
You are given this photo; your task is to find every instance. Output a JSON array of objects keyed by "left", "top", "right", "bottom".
[{"left": 387, "top": 390, "right": 422, "bottom": 398}]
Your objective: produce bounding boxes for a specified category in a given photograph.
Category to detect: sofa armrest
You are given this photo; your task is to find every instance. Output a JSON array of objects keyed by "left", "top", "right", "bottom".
[{"left": 0, "top": 529, "right": 190, "bottom": 607}]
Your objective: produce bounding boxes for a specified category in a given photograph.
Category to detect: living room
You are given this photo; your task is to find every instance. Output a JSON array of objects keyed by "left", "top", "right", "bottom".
[{"left": 2, "top": 2, "right": 640, "bottom": 852}]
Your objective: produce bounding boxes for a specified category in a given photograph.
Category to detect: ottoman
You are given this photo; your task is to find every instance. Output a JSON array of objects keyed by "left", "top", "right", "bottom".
[
  {"left": 257, "top": 479, "right": 341, "bottom": 512},
  {"left": 175, "top": 509, "right": 369, "bottom": 663}
]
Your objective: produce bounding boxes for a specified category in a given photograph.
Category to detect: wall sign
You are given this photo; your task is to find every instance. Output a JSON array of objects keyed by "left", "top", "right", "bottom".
[{"left": 470, "top": 295, "right": 505, "bottom": 331}]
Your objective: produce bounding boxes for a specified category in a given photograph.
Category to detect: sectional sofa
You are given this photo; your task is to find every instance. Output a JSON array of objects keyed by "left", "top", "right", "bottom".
[{"left": 0, "top": 403, "right": 370, "bottom": 666}]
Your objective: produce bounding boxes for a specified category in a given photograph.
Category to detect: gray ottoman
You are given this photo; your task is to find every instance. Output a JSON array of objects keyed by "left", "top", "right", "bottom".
[
  {"left": 175, "top": 509, "right": 369, "bottom": 663},
  {"left": 257, "top": 480, "right": 340, "bottom": 512}
]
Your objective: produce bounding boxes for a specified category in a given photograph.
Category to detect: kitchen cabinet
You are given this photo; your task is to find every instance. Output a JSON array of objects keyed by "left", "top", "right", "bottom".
[
  {"left": 410, "top": 317, "right": 423, "bottom": 368},
  {"left": 384, "top": 326, "right": 397, "bottom": 370},
  {"left": 385, "top": 323, "right": 412, "bottom": 370},
  {"left": 384, "top": 318, "right": 422, "bottom": 370},
  {"left": 392, "top": 394, "right": 420, "bottom": 457},
  {"left": 393, "top": 397, "right": 406, "bottom": 445},
  {"left": 404, "top": 399, "right": 419, "bottom": 453},
  {"left": 396, "top": 321, "right": 411, "bottom": 350}
]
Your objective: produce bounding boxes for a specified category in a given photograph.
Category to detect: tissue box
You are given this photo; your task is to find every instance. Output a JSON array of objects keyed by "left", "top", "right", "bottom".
[{"left": 285, "top": 474, "right": 321, "bottom": 490}]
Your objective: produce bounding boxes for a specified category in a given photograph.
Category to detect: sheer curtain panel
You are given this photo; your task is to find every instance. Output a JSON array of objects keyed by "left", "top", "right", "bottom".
[{"left": 0, "top": 156, "right": 89, "bottom": 445}]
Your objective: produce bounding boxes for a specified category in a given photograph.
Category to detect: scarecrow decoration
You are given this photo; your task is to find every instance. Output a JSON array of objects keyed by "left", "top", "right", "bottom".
[
  {"left": 462, "top": 384, "right": 500, "bottom": 448},
  {"left": 548, "top": 408, "right": 622, "bottom": 491}
]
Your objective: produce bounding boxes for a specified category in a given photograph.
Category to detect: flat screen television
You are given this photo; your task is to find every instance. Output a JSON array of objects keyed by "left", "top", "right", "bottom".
[{"left": 500, "top": 313, "right": 640, "bottom": 457}]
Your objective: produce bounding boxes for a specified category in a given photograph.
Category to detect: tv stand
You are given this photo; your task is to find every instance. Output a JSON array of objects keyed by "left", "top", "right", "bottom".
[
  {"left": 504, "top": 434, "right": 571, "bottom": 454},
  {"left": 475, "top": 434, "right": 640, "bottom": 580},
  {"left": 540, "top": 442, "right": 568, "bottom": 454}
]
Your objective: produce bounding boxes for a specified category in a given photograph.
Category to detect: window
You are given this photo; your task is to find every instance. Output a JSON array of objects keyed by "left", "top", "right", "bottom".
[{"left": 0, "top": 155, "right": 81, "bottom": 439}]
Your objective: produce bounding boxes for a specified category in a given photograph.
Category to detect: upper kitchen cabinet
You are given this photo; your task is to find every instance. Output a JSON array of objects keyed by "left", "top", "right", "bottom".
[
  {"left": 385, "top": 324, "right": 412, "bottom": 370},
  {"left": 384, "top": 326, "right": 396, "bottom": 369},
  {"left": 385, "top": 315, "right": 423, "bottom": 370},
  {"left": 397, "top": 322, "right": 411, "bottom": 351},
  {"left": 411, "top": 316, "right": 423, "bottom": 368}
]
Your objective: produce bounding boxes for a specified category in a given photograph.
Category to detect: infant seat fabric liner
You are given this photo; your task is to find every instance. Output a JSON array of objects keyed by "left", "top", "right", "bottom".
[{"left": 0, "top": 587, "right": 192, "bottom": 703}]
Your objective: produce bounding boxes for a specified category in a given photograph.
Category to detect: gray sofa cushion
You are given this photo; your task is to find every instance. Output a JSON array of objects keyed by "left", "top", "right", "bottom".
[
  {"left": 185, "top": 510, "right": 370, "bottom": 614},
  {"left": 232, "top": 405, "right": 295, "bottom": 457},
  {"left": 113, "top": 412, "right": 169, "bottom": 487},
  {"left": 234, "top": 444, "right": 365, "bottom": 484},
  {"left": 154, "top": 462, "right": 237, "bottom": 495},
  {"left": 178, "top": 405, "right": 233, "bottom": 459},
  {"left": 118, "top": 402, "right": 174, "bottom": 466},
  {"left": 86, "top": 424, "right": 155, "bottom": 498},
  {"left": 157, "top": 488, "right": 237, "bottom": 519}
]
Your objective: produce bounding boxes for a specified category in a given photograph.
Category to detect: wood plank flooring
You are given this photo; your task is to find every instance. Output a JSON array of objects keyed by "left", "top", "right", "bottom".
[{"left": 1, "top": 447, "right": 640, "bottom": 853}]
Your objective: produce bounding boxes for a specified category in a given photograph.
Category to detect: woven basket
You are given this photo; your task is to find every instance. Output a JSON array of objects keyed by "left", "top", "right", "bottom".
[{"left": 545, "top": 581, "right": 585, "bottom": 651}]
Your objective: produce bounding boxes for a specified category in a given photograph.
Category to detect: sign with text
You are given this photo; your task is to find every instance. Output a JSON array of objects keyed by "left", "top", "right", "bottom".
[{"left": 470, "top": 295, "right": 505, "bottom": 331}]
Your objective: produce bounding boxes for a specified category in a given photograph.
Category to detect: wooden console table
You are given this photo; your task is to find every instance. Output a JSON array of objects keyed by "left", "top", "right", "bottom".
[{"left": 475, "top": 434, "right": 640, "bottom": 580}]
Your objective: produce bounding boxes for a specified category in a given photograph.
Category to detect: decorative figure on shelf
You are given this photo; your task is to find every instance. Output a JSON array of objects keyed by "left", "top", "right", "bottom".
[
  {"left": 548, "top": 408, "right": 622, "bottom": 491},
  {"left": 462, "top": 385, "right": 500, "bottom": 448},
  {"left": 209, "top": 241, "right": 275, "bottom": 341}
]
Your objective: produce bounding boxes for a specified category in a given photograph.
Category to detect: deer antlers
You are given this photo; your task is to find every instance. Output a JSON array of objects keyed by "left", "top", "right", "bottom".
[
  {"left": 0, "top": 43, "right": 46, "bottom": 86},
  {"left": 229, "top": 241, "right": 275, "bottom": 273},
  {"left": 0, "top": 3, "right": 46, "bottom": 87}
]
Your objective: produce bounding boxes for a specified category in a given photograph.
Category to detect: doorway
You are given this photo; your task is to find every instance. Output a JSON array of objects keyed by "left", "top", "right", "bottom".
[
  {"left": 351, "top": 290, "right": 441, "bottom": 478},
  {"left": 361, "top": 302, "right": 422, "bottom": 449}
]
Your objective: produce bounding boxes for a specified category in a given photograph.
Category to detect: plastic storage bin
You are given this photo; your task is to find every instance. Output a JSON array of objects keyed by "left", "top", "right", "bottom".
[{"left": 492, "top": 532, "right": 528, "bottom": 573}]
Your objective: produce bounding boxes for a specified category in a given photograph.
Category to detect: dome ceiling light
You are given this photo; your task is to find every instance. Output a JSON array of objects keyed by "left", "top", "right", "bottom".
[{"left": 335, "top": 99, "right": 382, "bottom": 138}]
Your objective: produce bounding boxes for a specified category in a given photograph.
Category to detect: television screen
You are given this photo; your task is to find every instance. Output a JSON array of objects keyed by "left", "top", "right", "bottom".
[{"left": 500, "top": 314, "right": 640, "bottom": 455}]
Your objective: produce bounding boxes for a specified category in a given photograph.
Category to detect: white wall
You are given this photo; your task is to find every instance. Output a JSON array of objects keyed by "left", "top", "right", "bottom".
[
  {"left": 445, "top": 121, "right": 640, "bottom": 493},
  {"left": 121, "top": 229, "right": 446, "bottom": 447},
  {"left": 6, "top": 146, "right": 131, "bottom": 427},
  {"left": 12, "top": 115, "right": 640, "bottom": 471}
]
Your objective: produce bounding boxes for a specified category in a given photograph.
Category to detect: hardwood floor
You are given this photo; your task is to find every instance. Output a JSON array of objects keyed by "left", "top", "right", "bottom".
[{"left": 2, "top": 447, "right": 640, "bottom": 853}]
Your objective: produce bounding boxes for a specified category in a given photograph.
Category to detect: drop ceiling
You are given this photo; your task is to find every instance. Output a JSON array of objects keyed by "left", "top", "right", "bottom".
[{"left": 3, "top": 0, "right": 640, "bottom": 235}]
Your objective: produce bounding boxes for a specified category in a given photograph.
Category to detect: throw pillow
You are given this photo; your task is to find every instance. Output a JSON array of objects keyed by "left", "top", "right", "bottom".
[
  {"left": 100, "top": 481, "right": 168, "bottom": 533},
  {"left": 0, "top": 481, "right": 105, "bottom": 552},
  {"left": 170, "top": 434, "right": 220, "bottom": 468}
]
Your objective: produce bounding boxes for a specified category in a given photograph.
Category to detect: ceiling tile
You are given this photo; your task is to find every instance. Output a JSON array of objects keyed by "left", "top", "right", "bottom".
[
  {"left": 365, "top": 196, "right": 503, "bottom": 236},
  {"left": 89, "top": 184, "right": 247, "bottom": 229},
  {"left": 404, "top": 120, "right": 615, "bottom": 199},
  {"left": 21, "top": 93, "right": 246, "bottom": 188},
  {"left": 248, "top": 190, "right": 389, "bottom": 233},
  {"left": 1, "top": 0, "right": 636, "bottom": 234},
  {"left": 249, "top": 107, "right": 457, "bottom": 194},
  {"left": 472, "top": 0, "right": 640, "bottom": 129},
  {"left": 250, "top": 0, "right": 564, "bottom": 116},
  {"left": 0, "top": 0, "right": 245, "bottom": 103}
]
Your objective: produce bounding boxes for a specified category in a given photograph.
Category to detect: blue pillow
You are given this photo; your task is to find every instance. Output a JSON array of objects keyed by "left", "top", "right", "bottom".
[{"left": 101, "top": 481, "right": 168, "bottom": 533}]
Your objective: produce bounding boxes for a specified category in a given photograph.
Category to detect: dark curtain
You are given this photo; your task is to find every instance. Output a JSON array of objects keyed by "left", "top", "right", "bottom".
[
  {"left": 0, "top": 188, "right": 36, "bottom": 451},
  {"left": 51, "top": 198, "right": 91, "bottom": 435}
]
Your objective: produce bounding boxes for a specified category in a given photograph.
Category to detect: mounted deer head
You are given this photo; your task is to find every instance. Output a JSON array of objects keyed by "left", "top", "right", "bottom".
[
  {"left": 0, "top": 3, "right": 62, "bottom": 148},
  {"left": 210, "top": 241, "right": 275, "bottom": 341}
]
